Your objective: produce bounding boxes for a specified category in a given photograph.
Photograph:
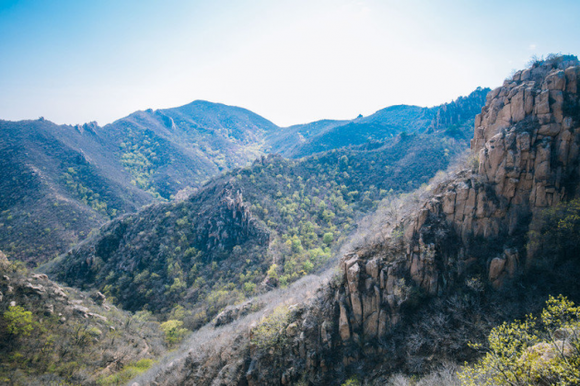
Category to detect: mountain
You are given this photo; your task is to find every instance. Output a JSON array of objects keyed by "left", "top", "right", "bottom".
[
  {"left": 43, "top": 126, "right": 469, "bottom": 328},
  {"left": 129, "top": 55, "right": 580, "bottom": 385},
  {"left": 265, "top": 119, "right": 350, "bottom": 155},
  {"left": 0, "top": 101, "right": 278, "bottom": 265},
  {"left": 269, "top": 87, "right": 489, "bottom": 158},
  {"left": 1, "top": 91, "right": 488, "bottom": 267},
  {"left": 0, "top": 119, "right": 154, "bottom": 265},
  {"left": 105, "top": 100, "right": 279, "bottom": 198}
]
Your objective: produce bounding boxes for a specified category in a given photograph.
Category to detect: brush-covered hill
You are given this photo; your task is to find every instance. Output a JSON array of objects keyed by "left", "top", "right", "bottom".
[
  {"left": 0, "top": 119, "right": 154, "bottom": 265},
  {"left": 104, "top": 100, "right": 279, "bottom": 198},
  {"left": 0, "top": 101, "right": 278, "bottom": 265},
  {"left": 44, "top": 123, "right": 470, "bottom": 330},
  {"left": 0, "top": 250, "right": 168, "bottom": 385}
]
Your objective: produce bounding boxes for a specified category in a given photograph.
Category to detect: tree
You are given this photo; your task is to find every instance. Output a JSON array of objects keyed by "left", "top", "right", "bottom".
[
  {"left": 267, "top": 264, "right": 279, "bottom": 279},
  {"left": 251, "top": 306, "right": 290, "bottom": 350},
  {"left": 160, "top": 320, "right": 189, "bottom": 346},
  {"left": 3, "top": 305, "right": 34, "bottom": 337},
  {"left": 323, "top": 232, "right": 334, "bottom": 245},
  {"left": 460, "top": 295, "right": 580, "bottom": 386}
]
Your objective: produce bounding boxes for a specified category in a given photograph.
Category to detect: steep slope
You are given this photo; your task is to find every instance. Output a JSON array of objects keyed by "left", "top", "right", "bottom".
[
  {"left": 0, "top": 101, "right": 278, "bottom": 265},
  {"left": 133, "top": 55, "right": 580, "bottom": 385},
  {"left": 104, "top": 100, "right": 279, "bottom": 198},
  {"left": 0, "top": 251, "right": 167, "bottom": 385},
  {"left": 0, "top": 119, "right": 153, "bottom": 265},
  {"left": 45, "top": 126, "right": 468, "bottom": 329}
]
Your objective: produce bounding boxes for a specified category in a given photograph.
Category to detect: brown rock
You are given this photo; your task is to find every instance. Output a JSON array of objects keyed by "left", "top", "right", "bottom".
[
  {"left": 544, "top": 70, "right": 566, "bottom": 91},
  {"left": 347, "top": 263, "right": 360, "bottom": 293},
  {"left": 535, "top": 90, "right": 550, "bottom": 115},
  {"left": 489, "top": 257, "right": 506, "bottom": 283},
  {"left": 338, "top": 303, "right": 350, "bottom": 341},
  {"left": 538, "top": 123, "right": 561, "bottom": 136},
  {"left": 565, "top": 66, "right": 578, "bottom": 93},
  {"left": 510, "top": 87, "right": 526, "bottom": 122}
]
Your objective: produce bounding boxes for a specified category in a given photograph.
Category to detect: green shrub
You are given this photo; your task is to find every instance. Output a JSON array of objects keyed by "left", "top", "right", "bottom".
[
  {"left": 160, "top": 320, "right": 189, "bottom": 346},
  {"left": 322, "top": 232, "right": 334, "bottom": 244},
  {"left": 3, "top": 305, "right": 34, "bottom": 337},
  {"left": 528, "top": 198, "right": 580, "bottom": 262},
  {"left": 251, "top": 306, "right": 290, "bottom": 350},
  {"left": 341, "top": 376, "right": 361, "bottom": 386},
  {"left": 97, "top": 358, "right": 155, "bottom": 385},
  {"left": 460, "top": 295, "right": 580, "bottom": 385}
]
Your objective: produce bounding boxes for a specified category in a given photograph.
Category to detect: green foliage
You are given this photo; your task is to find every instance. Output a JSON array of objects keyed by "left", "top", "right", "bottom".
[
  {"left": 97, "top": 358, "right": 155, "bottom": 385},
  {"left": 243, "top": 282, "right": 257, "bottom": 294},
  {"left": 160, "top": 319, "right": 189, "bottom": 346},
  {"left": 267, "top": 264, "right": 279, "bottom": 279},
  {"left": 3, "top": 305, "right": 34, "bottom": 337},
  {"left": 61, "top": 167, "right": 115, "bottom": 217},
  {"left": 460, "top": 295, "right": 580, "bottom": 386},
  {"left": 322, "top": 232, "right": 334, "bottom": 244},
  {"left": 528, "top": 198, "right": 580, "bottom": 262},
  {"left": 251, "top": 306, "right": 290, "bottom": 350},
  {"left": 341, "top": 376, "right": 361, "bottom": 386},
  {"left": 120, "top": 128, "right": 166, "bottom": 199}
]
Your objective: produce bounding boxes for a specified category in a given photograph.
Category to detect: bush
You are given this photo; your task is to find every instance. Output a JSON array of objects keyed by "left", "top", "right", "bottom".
[
  {"left": 251, "top": 305, "right": 290, "bottom": 350},
  {"left": 3, "top": 305, "right": 34, "bottom": 337},
  {"left": 460, "top": 295, "right": 580, "bottom": 385},
  {"left": 160, "top": 320, "right": 189, "bottom": 346},
  {"left": 97, "top": 358, "right": 155, "bottom": 385},
  {"left": 341, "top": 376, "right": 361, "bottom": 386},
  {"left": 528, "top": 198, "right": 580, "bottom": 263},
  {"left": 322, "top": 232, "right": 334, "bottom": 244}
]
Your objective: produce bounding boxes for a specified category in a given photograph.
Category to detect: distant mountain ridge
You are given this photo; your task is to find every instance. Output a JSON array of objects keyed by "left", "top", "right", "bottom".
[
  {"left": 0, "top": 101, "right": 278, "bottom": 264},
  {"left": 267, "top": 87, "right": 489, "bottom": 158}
]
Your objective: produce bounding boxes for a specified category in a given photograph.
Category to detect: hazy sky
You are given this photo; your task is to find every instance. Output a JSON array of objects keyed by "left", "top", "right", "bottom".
[{"left": 1, "top": 0, "right": 579, "bottom": 127}]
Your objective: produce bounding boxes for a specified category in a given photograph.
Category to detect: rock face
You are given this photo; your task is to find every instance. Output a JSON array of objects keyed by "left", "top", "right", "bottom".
[
  {"left": 329, "top": 57, "right": 580, "bottom": 356},
  {"left": 141, "top": 57, "right": 580, "bottom": 386}
]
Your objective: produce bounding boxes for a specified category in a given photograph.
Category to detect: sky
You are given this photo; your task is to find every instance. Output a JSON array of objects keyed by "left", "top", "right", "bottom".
[{"left": 1, "top": 0, "right": 579, "bottom": 127}]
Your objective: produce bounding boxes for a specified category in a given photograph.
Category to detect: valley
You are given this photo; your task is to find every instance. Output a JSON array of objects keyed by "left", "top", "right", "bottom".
[{"left": 1, "top": 55, "right": 580, "bottom": 386}]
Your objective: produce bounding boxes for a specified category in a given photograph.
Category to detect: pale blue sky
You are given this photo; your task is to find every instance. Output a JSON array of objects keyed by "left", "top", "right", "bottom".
[{"left": 1, "top": 0, "right": 579, "bottom": 127}]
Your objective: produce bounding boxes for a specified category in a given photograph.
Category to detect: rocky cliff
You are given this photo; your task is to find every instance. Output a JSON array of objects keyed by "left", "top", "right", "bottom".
[
  {"left": 323, "top": 55, "right": 580, "bottom": 381},
  {"left": 132, "top": 56, "right": 580, "bottom": 385}
]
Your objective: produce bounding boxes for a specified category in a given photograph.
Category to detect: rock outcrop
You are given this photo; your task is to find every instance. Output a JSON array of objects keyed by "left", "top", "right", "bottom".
[{"left": 330, "top": 56, "right": 580, "bottom": 360}]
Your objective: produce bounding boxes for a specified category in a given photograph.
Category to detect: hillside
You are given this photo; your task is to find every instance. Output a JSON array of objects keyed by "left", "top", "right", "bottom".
[
  {"left": 0, "top": 101, "right": 278, "bottom": 265},
  {"left": 265, "top": 119, "right": 350, "bottom": 155},
  {"left": 104, "top": 100, "right": 279, "bottom": 198},
  {"left": 1, "top": 89, "right": 488, "bottom": 268},
  {"left": 44, "top": 125, "right": 469, "bottom": 330},
  {"left": 130, "top": 55, "right": 580, "bottom": 385},
  {"left": 0, "top": 119, "right": 154, "bottom": 265},
  {"left": 0, "top": 251, "right": 168, "bottom": 385}
]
